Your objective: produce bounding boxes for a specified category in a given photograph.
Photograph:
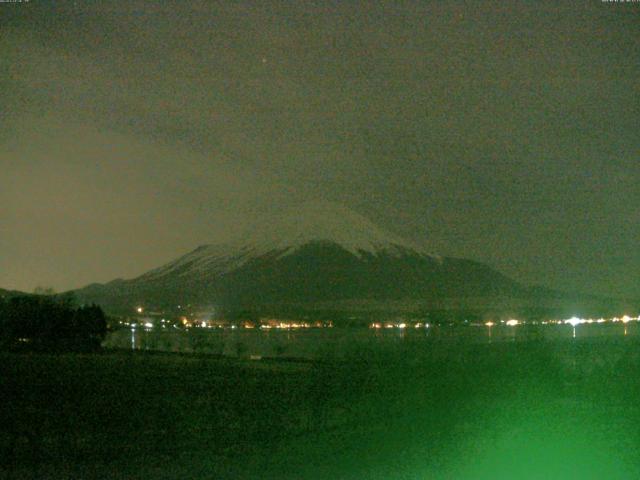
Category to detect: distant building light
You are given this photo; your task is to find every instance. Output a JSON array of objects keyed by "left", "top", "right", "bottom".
[
  {"left": 505, "top": 319, "right": 519, "bottom": 327},
  {"left": 136, "top": 307, "right": 143, "bottom": 314},
  {"left": 564, "top": 317, "right": 583, "bottom": 327}
]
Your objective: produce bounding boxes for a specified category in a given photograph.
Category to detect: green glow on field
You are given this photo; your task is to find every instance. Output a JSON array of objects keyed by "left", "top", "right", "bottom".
[{"left": 438, "top": 403, "right": 637, "bottom": 480}]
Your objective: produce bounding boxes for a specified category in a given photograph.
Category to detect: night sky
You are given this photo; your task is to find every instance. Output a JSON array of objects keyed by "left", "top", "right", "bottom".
[{"left": 1, "top": 1, "right": 638, "bottom": 298}]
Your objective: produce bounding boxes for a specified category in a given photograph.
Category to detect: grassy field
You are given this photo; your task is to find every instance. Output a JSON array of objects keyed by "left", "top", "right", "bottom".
[{"left": 2, "top": 338, "right": 640, "bottom": 479}]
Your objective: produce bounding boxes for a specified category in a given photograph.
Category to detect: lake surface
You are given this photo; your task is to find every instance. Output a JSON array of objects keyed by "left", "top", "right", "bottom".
[{"left": 104, "top": 321, "right": 640, "bottom": 360}]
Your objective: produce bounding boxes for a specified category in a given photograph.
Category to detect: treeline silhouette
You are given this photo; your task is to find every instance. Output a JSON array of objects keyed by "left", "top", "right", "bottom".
[{"left": 0, "top": 294, "right": 107, "bottom": 352}]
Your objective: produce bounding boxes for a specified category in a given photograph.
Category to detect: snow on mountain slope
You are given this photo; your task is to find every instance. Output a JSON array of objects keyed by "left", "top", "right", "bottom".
[
  {"left": 73, "top": 201, "right": 534, "bottom": 311},
  {"left": 138, "top": 202, "right": 433, "bottom": 280},
  {"left": 239, "top": 201, "right": 429, "bottom": 256}
]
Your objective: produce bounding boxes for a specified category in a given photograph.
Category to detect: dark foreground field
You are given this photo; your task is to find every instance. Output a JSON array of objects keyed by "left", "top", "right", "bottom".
[{"left": 2, "top": 338, "right": 640, "bottom": 479}]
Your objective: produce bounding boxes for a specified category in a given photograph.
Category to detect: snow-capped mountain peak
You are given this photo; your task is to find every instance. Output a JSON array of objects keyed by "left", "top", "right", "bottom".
[
  {"left": 75, "top": 201, "right": 529, "bottom": 311},
  {"left": 139, "top": 202, "right": 432, "bottom": 280},
  {"left": 236, "top": 201, "right": 427, "bottom": 257}
]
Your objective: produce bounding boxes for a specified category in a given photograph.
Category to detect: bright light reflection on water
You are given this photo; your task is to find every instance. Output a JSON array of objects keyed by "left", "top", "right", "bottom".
[{"left": 115, "top": 321, "right": 639, "bottom": 358}]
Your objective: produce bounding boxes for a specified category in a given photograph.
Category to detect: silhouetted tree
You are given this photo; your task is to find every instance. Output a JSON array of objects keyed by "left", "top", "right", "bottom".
[
  {"left": 72, "top": 304, "right": 108, "bottom": 348},
  {"left": 0, "top": 295, "right": 107, "bottom": 351},
  {"left": 33, "top": 286, "right": 56, "bottom": 296}
]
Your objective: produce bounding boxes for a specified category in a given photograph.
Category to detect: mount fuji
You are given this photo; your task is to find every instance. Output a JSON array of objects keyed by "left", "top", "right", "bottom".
[{"left": 75, "top": 202, "right": 526, "bottom": 314}]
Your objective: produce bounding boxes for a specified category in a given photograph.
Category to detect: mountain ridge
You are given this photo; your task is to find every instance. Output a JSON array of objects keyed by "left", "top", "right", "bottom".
[
  {"left": 72, "top": 202, "right": 636, "bottom": 318},
  {"left": 72, "top": 202, "right": 534, "bottom": 314}
]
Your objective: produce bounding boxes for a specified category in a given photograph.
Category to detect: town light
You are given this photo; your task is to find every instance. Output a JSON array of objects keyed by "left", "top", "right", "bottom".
[{"left": 565, "top": 317, "right": 583, "bottom": 327}]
